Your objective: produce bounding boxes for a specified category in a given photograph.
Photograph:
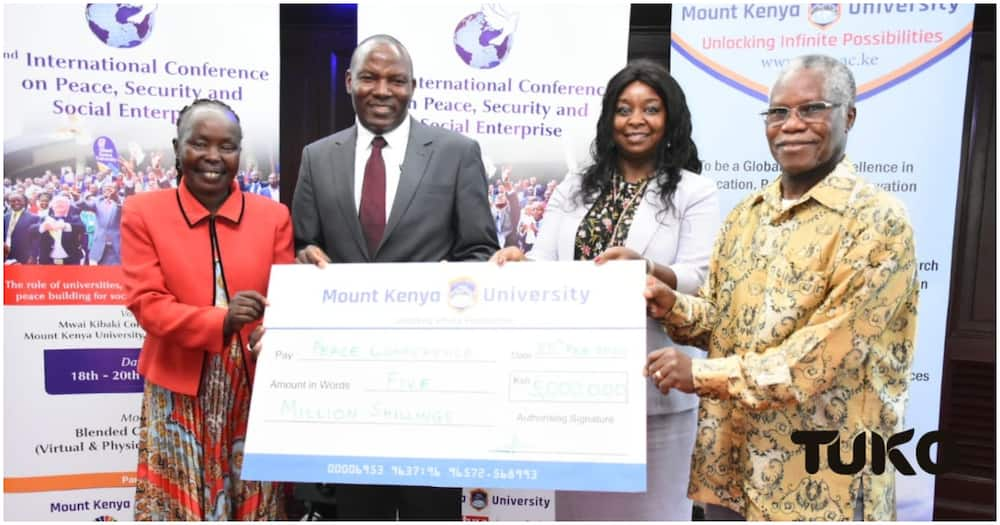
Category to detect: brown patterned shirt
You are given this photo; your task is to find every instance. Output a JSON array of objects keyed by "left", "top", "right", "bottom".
[{"left": 663, "top": 158, "right": 919, "bottom": 520}]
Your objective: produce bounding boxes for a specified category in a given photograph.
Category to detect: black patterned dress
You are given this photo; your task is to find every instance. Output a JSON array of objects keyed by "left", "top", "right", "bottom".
[{"left": 574, "top": 176, "right": 651, "bottom": 260}]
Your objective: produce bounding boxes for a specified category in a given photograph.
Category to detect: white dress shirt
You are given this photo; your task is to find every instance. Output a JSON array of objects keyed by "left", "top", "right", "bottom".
[{"left": 353, "top": 115, "right": 410, "bottom": 222}]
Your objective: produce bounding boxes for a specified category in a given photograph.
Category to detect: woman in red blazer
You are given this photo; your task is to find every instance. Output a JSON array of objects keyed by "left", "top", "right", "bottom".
[{"left": 121, "top": 99, "right": 292, "bottom": 521}]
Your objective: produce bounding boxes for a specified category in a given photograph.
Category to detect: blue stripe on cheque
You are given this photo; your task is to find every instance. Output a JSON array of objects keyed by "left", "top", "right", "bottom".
[{"left": 242, "top": 454, "right": 645, "bottom": 492}]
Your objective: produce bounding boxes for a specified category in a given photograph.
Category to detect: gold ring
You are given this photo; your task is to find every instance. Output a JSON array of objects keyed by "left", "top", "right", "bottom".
[{"left": 654, "top": 370, "right": 663, "bottom": 379}]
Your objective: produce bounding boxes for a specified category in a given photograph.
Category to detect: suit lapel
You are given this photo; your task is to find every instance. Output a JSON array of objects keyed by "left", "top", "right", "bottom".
[
  {"left": 625, "top": 190, "right": 664, "bottom": 256},
  {"left": 13, "top": 212, "right": 30, "bottom": 236},
  {"left": 558, "top": 198, "right": 590, "bottom": 260},
  {"left": 381, "top": 120, "right": 432, "bottom": 250},
  {"left": 331, "top": 127, "right": 372, "bottom": 259}
]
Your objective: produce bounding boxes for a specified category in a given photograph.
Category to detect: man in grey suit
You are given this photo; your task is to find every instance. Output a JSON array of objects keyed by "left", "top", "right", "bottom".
[
  {"left": 79, "top": 182, "right": 122, "bottom": 265},
  {"left": 291, "top": 34, "right": 499, "bottom": 520}
]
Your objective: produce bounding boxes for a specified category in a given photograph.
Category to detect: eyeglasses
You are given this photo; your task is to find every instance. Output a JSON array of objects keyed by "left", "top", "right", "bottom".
[{"left": 760, "top": 101, "right": 842, "bottom": 126}]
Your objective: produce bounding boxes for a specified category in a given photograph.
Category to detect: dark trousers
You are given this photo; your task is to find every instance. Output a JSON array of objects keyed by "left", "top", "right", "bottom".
[{"left": 335, "top": 484, "right": 461, "bottom": 521}]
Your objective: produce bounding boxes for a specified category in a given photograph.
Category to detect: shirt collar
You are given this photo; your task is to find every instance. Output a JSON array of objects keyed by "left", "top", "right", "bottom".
[
  {"left": 801, "top": 157, "right": 858, "bottom": 213},
  {"left": 753, "top": 156, "right": 858, "bottom": 214},
  {"left": 176, "top": 177, "right": 244, "bottom": 227},
  {"left": 356, "top": 114, "right": 411, "bottom": 150}
]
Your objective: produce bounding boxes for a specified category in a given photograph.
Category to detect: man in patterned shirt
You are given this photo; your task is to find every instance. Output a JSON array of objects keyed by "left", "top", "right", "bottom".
[{"left": 643, "top": 54, "right": 919, "bottom": 520}]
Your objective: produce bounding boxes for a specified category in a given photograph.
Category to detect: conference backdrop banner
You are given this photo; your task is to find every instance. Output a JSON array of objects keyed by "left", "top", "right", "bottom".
[
  {"left": 669, "top": 3, "right": 973, "bottom": 520},
  {"left": 358, "top": 2, "right": 630, "bottom": 520},
  {"left": 3, "top": 4, "right": 279, "bottom": 520}
]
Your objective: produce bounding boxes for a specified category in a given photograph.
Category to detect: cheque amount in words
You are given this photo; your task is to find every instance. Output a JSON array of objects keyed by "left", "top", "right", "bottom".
[{"left": 321, "top": 286, "right": 591, "bottom": 306}]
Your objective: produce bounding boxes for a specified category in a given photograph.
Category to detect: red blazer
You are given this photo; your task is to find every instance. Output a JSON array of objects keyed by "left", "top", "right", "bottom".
[{"left": 121, "top": 179, "right": 294, "bottom": 396}]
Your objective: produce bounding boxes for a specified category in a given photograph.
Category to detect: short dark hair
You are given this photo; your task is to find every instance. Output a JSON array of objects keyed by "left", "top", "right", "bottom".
[
  {"left": 576, "top": 59, "right": 702, "bottom": 215},
  {"left": 350, "top": 34, "right": 414, "bottom": 81},
  {"left": 173, "top": 99, "right": 242, "bottom": 175},
  {"left": 175, "top": 99, "right": 242, "bottom": 142}
]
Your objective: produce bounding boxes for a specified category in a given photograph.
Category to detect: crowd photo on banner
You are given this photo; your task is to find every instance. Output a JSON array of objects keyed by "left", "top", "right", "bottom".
[
  {"left": 3, "top": 1, "right": 989, "bottom": 523},
  {"left": 3, "top": 160, "right": 281, "bottom": 267}
]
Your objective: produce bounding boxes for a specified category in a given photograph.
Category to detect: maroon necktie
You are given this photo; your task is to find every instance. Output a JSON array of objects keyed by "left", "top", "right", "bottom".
[{"left": 359, "top": 136, "right": 387, "bottom": 256}]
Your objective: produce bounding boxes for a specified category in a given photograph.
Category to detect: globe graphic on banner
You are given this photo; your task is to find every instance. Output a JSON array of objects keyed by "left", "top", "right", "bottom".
[
  {"left": 453, "top": 11, "right": 512, "bottom": 69},
  {"left": 86, "top": 3, "right": 156, "bottom": 49}
]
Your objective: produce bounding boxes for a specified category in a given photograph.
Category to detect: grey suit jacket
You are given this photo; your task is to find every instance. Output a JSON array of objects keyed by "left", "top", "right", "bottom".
[
  {"left": 79, "top": 198, "right": 121, "bottom": 263},
  {"left": 293, "top": 119, "right": 499, "bottom": 262}
]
